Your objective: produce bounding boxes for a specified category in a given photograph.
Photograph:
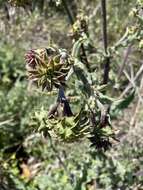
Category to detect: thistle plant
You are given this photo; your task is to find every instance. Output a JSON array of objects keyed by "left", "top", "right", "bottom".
[
  {"left": 24, "top": 0, "right": 138, "bottom": 151},
  {"left": 25, "top": 44, "right": 117, "bottom": 149}
]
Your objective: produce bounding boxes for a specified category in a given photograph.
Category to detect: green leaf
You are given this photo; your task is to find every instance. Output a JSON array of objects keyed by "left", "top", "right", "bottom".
[
  {"left": 111, "top": 90, "right": 135, "bottom": 118},
  {"left": 72, "top": 38, "right": 87, "bottom": 58},
  {"left": 73, "top": 65, "right": 92, "bottom": 97},
  {"left": 98, "top": 92, "right": 116, "bottom": 104},
  {"left": 114, "top": 90, "right": 135, "bottom": 110}
]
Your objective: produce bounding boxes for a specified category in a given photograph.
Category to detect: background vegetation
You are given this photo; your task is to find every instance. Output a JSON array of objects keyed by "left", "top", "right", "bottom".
[{"left": 0, "top": 0, "right": 143, "bottom": 189}]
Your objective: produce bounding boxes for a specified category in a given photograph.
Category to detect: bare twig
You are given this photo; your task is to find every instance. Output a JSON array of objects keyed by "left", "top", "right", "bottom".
[
  {"left": 120, "top": 63, "right": 143, "bottom": 98},
  {"left": 123, "top": 70, "right": 143, "bottom": 103},
  {"left": 114, "top": 28, "right": 129, "bottom": 48},
  {"left": 89, "top": 3, "right": 101, "bottom": 20},
  {"left": 130, "top": 75, "right": 143, "bottom": 127},
  {"left": 118, "top": 45, "right": 132, "bottom": 80},
  {"left": 0, "top": 119, "right": 13, "bottom": 127}
]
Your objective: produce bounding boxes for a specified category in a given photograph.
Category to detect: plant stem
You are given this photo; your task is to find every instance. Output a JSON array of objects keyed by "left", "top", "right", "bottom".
[
  {"left": 61, "top": 0, "right": 74, "bottom": 25},
  {"left": 61, "top": 0, "right": 90, "bottom": 71},
  {"left": 58, "top": 86, "right": 73, "bottom": 116},
  {"left": 101, "top": 0, "right": 110, "bottom": 84}
]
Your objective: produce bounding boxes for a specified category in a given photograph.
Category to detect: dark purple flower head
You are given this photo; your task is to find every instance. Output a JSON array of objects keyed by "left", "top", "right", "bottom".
[{"left": 25, "top": 50, "right": 37, "bottom": 69}]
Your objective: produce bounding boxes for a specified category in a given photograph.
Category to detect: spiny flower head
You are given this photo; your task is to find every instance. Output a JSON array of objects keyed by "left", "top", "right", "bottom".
[{"left": 25, "top": 47, "right": 73, "bottom": 91}]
